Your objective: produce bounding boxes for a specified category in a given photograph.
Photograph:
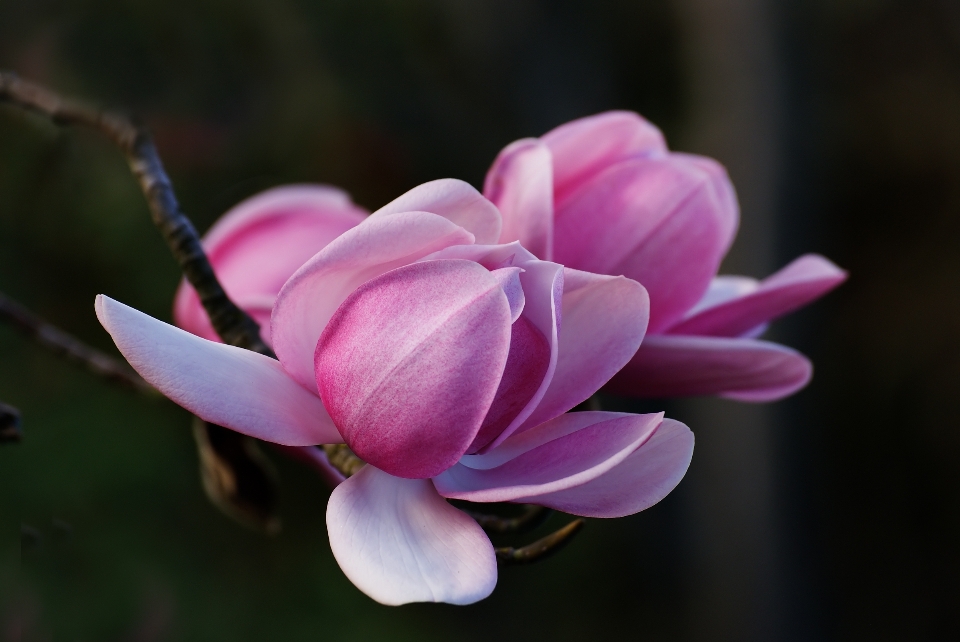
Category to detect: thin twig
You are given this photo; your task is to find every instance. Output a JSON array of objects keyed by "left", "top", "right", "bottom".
[
  {"left": 495, "top": 518, "right": 586, "bottom": 565},
  {"left": 463, "top": 504, "right": 553, "bottom": 535},
  {"left": 1, "top": 401, "right": 22, "bottom": 443},
  {"left": 0, "top": 291, "right": 154, "bottom": 393},
  {"left": 0, "top": 71, "right": 270, "bottom": 356}
]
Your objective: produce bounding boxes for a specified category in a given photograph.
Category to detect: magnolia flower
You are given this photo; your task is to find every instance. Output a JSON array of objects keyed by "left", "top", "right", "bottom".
[
  {"left": 96, "top": 179, "right": 694, "bottom": 605},
  {"left": 484, "top": 111, "right": 847, "bottom": 401}
]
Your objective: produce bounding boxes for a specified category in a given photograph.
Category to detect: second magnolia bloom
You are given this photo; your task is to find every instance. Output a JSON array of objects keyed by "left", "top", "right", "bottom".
[
  {"left": 98, "top": 178, "right": 694, "bottom": 606},
  {"left": 485, "top": 111, "right": 847, "bottom": 401}
]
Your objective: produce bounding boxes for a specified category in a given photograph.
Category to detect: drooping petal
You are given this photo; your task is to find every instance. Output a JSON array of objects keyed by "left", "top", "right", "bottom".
[
  {"left": 96, "top": 295, "right": 341, "bottom": 446},
  {"left": 314, "top": 260, "right": 512, "bottom": 479},
  {"left": 370, "top": 178, "right": 501, "bottom": 244},
  {"left": 519, "top": 268, "right": 649, "bottom": 430},
  {"left": 483, "top": 139, "right": 554, "bottom": 259},
  {"left": 327, "top": 466, "right": 496, "bottom": 606},
  {"left": 553, "top": 156, "right": 736, "bottom": 334},
  {"left": 515, "top": 419, "right": 694, "bottom": 518},
  {"left": 541, "top": 111, "right": 667, "bottom": 205},
  {"left": 174, "top": 185, "right": 367, "bottom": 342},
  {"left": 272, "top": 211, "right": 474, "bottom": 390},
  {"left": 434, "top": 411, "right": 663, "bottom": 503},
  {"left": 666, "top": 254, "right": 848, "bottom": 338},
  {"left": 605, "top": 334, "right": 813, "bottom": 402}
]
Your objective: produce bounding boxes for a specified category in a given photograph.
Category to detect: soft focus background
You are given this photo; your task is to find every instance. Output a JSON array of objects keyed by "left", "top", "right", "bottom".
[{"left": 2, "top": 1, "right": 958, "bottom": 640}]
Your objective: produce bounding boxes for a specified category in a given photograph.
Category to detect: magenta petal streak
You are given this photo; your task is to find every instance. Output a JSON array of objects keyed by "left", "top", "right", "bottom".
[{"left": 314, "top": 260, "right": 512, "bottom": 479}]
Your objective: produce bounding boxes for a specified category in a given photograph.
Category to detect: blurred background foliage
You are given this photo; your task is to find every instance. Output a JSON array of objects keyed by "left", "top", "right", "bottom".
[{"left": 2, "top": 0, "right": 959, "bottom": 640}]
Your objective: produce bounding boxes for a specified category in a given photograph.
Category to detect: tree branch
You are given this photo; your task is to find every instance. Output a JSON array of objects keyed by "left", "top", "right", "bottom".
[
  {"left": 0, "top": 291, "right": 153, "bottom": 394},
  {"left": 495, "top": 518, "right": 586, "bottom": 565},
  {"left": 0, "top": 71, "right": 270, "bottom": 356}
]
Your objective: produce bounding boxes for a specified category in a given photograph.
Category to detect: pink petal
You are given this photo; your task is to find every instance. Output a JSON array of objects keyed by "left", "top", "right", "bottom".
[
  {"left": 314, "top": 260, "right": 512, "bottom": 479},
  {"left": 667, "top": 254, "right": 848, "bottom": 337},
  {"left": 483, "top": 139, "right": 554, "bottom": 259},
  {"left": 553, "top": 156, "right": 736, "bottom": 333},
  {"left": 671, "top": 153, "right": 740, "bottom": 256},
  {"left": 433, "top": 411, "right": 663, "bottom": 503},
  {"left": 173, "top": 185, "right": 367, "bottom": 343},
  {"left": 490, "top": 266, "right": 525, "bottom": 322},
  {"left": 371, "top": 178, "right": 501, "bottom": 244},
  {"left": 420, "top": 240, "right": 538, "bottom": 271},
  {"left": 541, "top": 111, "right": 667, "bottom": 205},
  {"left": 96, "top": 295, "right": 340, "bottom": 446},
  {"left": 605, "top": 334, "right": 813, "bottom": 402},
  {"left": 271, "top": 211, "right": 474, "bottom": 391},
  {"left": 467, "top": 315, "right": 551, "bottom": 453},
  {"left": 516, "top": 419, "right": 693, "bottom": 517},
  {"left": 519, "top": 268, "right": 649, "bottom": 430},
  {"left": 327, "top": 465, "right": 496, "bottom": 605},
  {"left": 684, "top": 276, "right": 761, "bottom": 318}
]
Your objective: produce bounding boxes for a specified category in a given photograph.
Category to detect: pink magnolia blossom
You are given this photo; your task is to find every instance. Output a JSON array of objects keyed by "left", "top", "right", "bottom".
[
  {"left": 96, "top": 179, "right": 694, "bottom": 606},
  {"left": 484, "top": 111, "right": 847, "bottom": 401}
]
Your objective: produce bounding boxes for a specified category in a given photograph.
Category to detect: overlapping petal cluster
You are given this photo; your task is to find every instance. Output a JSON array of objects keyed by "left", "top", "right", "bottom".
[
  {"left": 484, "top": 111, "right": 847, "bottom": 401},
  {"left": 98, "top": 179, "right": 694, "bottom": 605}
]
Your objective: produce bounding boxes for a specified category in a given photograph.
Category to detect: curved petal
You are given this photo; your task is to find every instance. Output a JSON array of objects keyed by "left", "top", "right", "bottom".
[
  {"left": 553, "top": 156, "right": 736, "bottom": 334},
  {"left": 490, "top": 266, "right": 525, "bottom": 322},
  {"left": 96, "top": 295, "right": 340, "bottom": 446},
  {"left": 541, "top": 111, "right": 667, "bottom": 205},
  {"left": 174, "top": 185, "right": 367, "bottom": 342},
  {"left": 605, "top": 334, "right": 813, "bottom": 402},
  {"left": 516, "top": 419, "right": 693, "bottom": 518},
  {"left": 371, "top": 178, "right": 501, "bottom": 244},
  {"left": 667, "top": 254, "right": 848, "bottom": 337},
  {"left": 483, "top": 139, "right": 554, "bottom": 259},
  {"left": 476, "top": 260, "right": 563, "bottom": 451},
  {"left": 467, "top": 315, "right": 551, "bottom": 453},
  {"left": 683, "top": 276, "right": 761, "bottom": 319},
  {"left": 272, "top": 211, "right": 474, "bottom": 390},
  {"left": 420, "top": 240, "right": 538, "bottom": 271},
  {"left": 433, "top": 411, "right": 663, "bottom": 503},
  {"left": 314, "top": 260, "right": 512, "bottom": 479},
  {"left": 519, "top": 269, "right": 649, "bottom": 430},
  {"left": 671, "top": 153, "right": 740, "bottom": 256},
  {"left": 327, "top": 466, "right": 497, "bottom": 606}
]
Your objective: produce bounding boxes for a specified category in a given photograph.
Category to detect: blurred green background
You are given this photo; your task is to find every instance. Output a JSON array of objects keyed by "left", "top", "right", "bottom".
[{"left": 2, "top": 0, "right": 958, "bottom": 640}]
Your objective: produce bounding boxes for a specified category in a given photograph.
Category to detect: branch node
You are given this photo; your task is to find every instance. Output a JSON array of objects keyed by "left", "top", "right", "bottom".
[{"left": 495, "top": 518, "right": 586, "bottom": 566}]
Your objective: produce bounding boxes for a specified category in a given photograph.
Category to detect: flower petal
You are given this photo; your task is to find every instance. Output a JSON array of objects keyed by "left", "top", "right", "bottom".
[
  {"left": 541, "top": 111, "right": 667, "bottom": 205},
  {"left": 516, "top": 419, "right": 693, "bottom": 517},
  {"left": 371, "top": 178, "right": 501, "bottom": 244},
  {"left": 434, "top": 411, "right": 663, "bottom": 503},
  {"left": 483, "top": 139, "right": 554, "bottom": 259},
  {"left": 467, "top": 315, "right": 551, "bottom": 453},
  {"left": 605, "top": 334, "right": 813, "bottom": 402},
  {"left": 174, "top": 185, "right": 367, "bottom": 342},
  {"left": 667, "top": 254, "right": 848, "bottom": 337},
  {"left": 328, "top": 466, "right": 497, "bottom": 606},
  {"left": 553, "top": 156, "right": 736, "bottom": 333},
  {"left": 314, "top": 260, "right": 512, "bottom": 479},
  {"left": 96, "top": 295, "right": 340, "bottom": 445},
  {"left": 490, "top": 266, "right": 525, "bottom": 322},
  {"left": 519, "top": 268, "right": 649, "bottom": 430},
  {"left": 272, "top": 211, "right": 474, "bottom": 390}
]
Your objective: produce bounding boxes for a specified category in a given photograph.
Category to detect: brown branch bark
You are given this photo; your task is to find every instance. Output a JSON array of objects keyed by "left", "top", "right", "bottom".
[
  {"left": 0, "top": 291, "right": 153, "bottom": 394},
  {"left": 0, "top": 71, "right": 270, "bottom": 356}
]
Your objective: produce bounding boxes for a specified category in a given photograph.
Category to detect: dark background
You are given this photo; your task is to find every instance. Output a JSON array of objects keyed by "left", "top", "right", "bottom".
[{"left": 2, "top": 1, "right": 958, "bottom": 640}]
